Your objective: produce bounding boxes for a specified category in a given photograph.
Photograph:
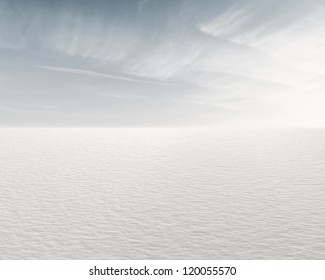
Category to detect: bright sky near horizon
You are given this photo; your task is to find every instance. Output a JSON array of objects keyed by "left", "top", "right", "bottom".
[{"left": 0, "top": 0, "right": 324, "bottom": 126}]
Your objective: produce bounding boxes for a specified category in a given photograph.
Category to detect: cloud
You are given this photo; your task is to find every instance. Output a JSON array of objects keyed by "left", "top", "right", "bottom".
[
  {"left": 0, "top": 0, "right": 324, "bottom": 126},
  {"left": 199, "top": 4, "right": 252, "bottom": 38},
  {"left": 36, "top": 65, "right": 173, "bottom": 85}
]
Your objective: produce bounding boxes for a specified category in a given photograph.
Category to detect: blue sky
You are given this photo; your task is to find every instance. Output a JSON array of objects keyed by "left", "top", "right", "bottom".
[{"left": 0, "top": 0, "right": 324, "bottom": 126}]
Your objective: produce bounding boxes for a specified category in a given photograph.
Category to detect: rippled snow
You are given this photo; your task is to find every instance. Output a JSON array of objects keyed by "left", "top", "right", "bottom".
[{"left": 0, "top": 128, "right": 324, "bottom": 259}]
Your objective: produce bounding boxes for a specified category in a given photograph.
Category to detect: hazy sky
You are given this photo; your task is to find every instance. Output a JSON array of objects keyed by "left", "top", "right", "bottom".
[{"left": 1, "top": 0, "right": 324, "bottom": 126}]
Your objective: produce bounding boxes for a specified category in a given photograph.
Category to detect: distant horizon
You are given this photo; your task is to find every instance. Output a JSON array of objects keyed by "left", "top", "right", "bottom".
[{"left": 1, "top": 125, "right": 325, "bottom": 129}]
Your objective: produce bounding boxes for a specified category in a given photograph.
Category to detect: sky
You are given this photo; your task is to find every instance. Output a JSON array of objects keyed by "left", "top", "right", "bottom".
[{"left": 0, "top": 0, "right": 325, "bottom": 127}]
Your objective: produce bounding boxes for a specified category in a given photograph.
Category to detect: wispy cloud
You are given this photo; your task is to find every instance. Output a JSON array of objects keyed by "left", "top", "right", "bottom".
[
  {"left": 0, "top": 0, "right": 324, "bottom": 126},
  {"left": 36, "top": 65, "right": 172, "bottom": 85},
  {"left": 199, "top": 5, "right": 251, "bottom": 38}
]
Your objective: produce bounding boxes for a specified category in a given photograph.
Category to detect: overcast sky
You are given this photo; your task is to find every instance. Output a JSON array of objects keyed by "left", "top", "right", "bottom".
[{"left": 0, "top": 0, "right": 324, "bottom": 126}]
